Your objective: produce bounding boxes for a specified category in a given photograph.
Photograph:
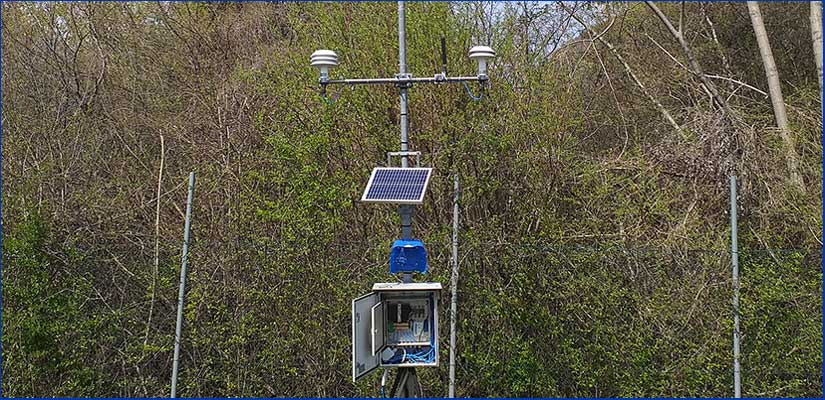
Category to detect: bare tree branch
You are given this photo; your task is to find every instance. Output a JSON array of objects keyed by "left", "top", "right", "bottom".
[
  {"left": 700, "top": 2, "right": 733, "bottom": 76},
  {"left": 703, "top": 74, "right": 768, "bottom": 97},
  {"left": 645, "top": 2, "right": 733, "bottom": 115},
  {"left": 144, "top": 133, "right": 164, "bottom": 348},
  {"left": 559, "top": 2, "right": 685, "bottom": 138}
]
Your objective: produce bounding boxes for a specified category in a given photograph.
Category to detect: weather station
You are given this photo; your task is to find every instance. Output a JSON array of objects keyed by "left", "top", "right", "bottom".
[{"left": 309, "top": 1, "right": 494, "bottom": 397}]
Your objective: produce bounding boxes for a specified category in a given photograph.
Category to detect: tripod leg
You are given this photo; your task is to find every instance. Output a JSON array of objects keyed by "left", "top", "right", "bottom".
[
  {"left": 389, "top": 368, "right": 406, "bottom": 397},
  {"left": 403, "top": 368, "right": 422, "bottom": 397},
  {"left": 390, "top": 367, "right": 422, "bottom": 398},
  {"left": 389, "top": 368, "right": 407, "bottom": 397}
]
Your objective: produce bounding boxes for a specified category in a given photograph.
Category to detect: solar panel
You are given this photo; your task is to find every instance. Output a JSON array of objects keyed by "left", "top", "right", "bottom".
[{"left": 361, "top": 167, "right": 433, "bottom": 204}]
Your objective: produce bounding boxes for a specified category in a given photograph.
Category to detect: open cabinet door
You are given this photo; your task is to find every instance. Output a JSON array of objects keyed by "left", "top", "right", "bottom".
[
  {"left": 371, "top": 301, "right": 385, "bottom": 355},
  {"left": 352, "top": 292, "right": 380, "bottom": 382}
]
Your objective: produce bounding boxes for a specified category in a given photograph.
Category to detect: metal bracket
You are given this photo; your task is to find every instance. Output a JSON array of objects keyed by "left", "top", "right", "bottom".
[
  {"left": 387, "top": 151, "right": 421, "bottom": 167},
  {"left": 394, "top": 73, "right": 414, "bottom": 88}
]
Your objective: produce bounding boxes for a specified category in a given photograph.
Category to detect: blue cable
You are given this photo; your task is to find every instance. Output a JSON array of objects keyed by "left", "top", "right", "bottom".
[
  {"left": 463, "top": 81, "right": 484, "bottom": 101},
  {"left": 384, "top": 301, "right": 438, "bottom": 366}
]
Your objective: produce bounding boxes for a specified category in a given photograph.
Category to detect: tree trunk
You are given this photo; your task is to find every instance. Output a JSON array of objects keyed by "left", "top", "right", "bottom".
[
  {"left": 747, "top": 1, "right": 805, "bottom": 190},
  {"left": 811, "top": 2, "right": 823, "bottom": 106}
]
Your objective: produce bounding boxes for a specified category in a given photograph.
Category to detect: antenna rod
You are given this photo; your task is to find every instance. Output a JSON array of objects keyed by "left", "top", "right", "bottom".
[{"left": 441, "top": 36, "right": 448, "bottom": 76}]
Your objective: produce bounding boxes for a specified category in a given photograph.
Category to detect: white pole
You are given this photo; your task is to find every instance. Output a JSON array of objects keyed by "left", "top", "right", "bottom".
[
  {"left": 730, "top": 175, "right": 741, "bottom": 398},
  {"left": 171, "top": 171, "right": 195, "bottom": 398},
  {"left": 448, "top": 174, "right": 460, "bottom": 398}
]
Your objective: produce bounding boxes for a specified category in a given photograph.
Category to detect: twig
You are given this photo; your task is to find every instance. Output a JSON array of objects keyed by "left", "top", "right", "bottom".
[
  {"left": 643, "top": 31, "right": 714, "bottom": 102},
  {"left": 588, "top": 21, "right": 629, "bottom": 159},
  {"left": 753, "top": 383, "right": 795, "bottom": 397},
  {"left": 701, "top": 3, "right": 733, "bottom": 76},
  {"left": 704, "top": 74, "right": 768, "bottom": 97},
  {"left": 558, "top": 2, "right": 685, "bottom": 138},
  {"left": 645, "top": 1, "right": 735, "bottom": 117},
  {"left": 144, "top": 133, "right": 164, "bottom": 348},
  {"left": 644, "top": 31, "right": 767, "bottom": 98}
]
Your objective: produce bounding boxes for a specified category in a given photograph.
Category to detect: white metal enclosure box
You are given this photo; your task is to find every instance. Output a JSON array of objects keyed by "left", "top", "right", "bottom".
[{"left": 352, "top": 282, "right": 442, "bottom": 381}]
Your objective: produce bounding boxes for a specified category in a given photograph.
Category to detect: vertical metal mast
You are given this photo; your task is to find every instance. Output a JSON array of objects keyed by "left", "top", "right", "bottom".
[
  {"left": 395, "top": 5, "right": 420, "bottom": 397},
  {"left": 730, "top": 176, "right": 741, "bottom": 398},
  {"left": 398, "top": 0, "right": 414, "bottom": 254},
  {"left": 398, "top": 0, "right": 409, "bottom": 170}
]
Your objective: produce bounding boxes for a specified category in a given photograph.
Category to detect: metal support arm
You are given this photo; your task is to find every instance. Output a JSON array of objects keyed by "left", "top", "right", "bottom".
[{"left": 321, "top": 75, "right": 487, "bottom": 87}]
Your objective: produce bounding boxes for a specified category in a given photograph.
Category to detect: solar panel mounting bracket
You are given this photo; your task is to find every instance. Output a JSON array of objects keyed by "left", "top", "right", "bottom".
[{"left": 386, "top": 151, "right": 421, "bottom": 167}]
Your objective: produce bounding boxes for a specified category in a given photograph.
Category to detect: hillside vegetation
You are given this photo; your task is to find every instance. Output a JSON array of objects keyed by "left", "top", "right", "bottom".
[{"left": 2, "top": 2, "right": 822, "bottom": 397}]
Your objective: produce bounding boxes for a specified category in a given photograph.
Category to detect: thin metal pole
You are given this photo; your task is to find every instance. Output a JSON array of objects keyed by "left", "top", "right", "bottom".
[
  {"left": 398, "top": 0, "right": 409, "bottom": 169},
  {"left": 397, "top": 0, "right": 413, "bottom": 250},
  {"left": 730, "top": 175, "right": 741, "bottom": 398},
  {"left": 398, "top": 0, "right": 406, "bottom": 75},
  {"left": 448, "top": 174, "right": 460, "bottom": 398},
  {"left": 395, "top": 2, "right": 419, "bottom": 393},
  {"left": 171, "top": 171, "right": 195, "bottom": 398}
]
